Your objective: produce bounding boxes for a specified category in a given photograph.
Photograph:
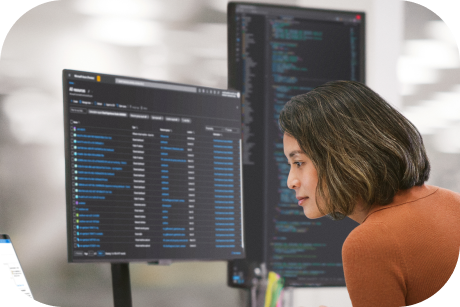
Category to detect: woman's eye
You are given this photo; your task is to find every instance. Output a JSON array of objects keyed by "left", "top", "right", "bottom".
[{"left": 294, "top": 162, "right": 303, "bottom": 167}]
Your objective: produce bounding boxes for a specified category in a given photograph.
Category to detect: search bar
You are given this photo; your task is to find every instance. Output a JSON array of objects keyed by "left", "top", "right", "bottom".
[{"left": 115, "top": 78, "right": 197, "bottom": 93}]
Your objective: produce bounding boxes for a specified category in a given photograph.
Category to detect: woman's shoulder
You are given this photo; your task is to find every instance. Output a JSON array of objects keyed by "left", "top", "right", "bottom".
[
  {"left": 434, "top": 185, "right": 460, "bottom": 201},
  {"left": 343, "top": 184, "right": 460, "bottom": 259},
  {"left": 342, "top": 221, "right": 398, "bottom": 259},
  {"left": 429, "top": 186, "right": 460, "bottom": 226}
]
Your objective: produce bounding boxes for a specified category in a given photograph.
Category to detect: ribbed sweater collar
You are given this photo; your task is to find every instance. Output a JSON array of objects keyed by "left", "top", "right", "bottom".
[{"left": 362, "top": 184, "right": 438, "bottom": 223}]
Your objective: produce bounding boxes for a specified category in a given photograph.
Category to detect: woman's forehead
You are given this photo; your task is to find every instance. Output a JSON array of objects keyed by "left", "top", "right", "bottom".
[{"left": 283, "top": 134, "right": 305, "bottom": 157}]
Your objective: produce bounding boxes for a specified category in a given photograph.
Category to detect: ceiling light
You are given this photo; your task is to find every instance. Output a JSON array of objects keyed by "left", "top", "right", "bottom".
[
  {"left": 402, "top": 105, "right": 447, "bottom": 135},
  {"left": 85, "top": 17, "right": 163, "bottom": 46},
  {"left": 426, "top": 20, "right": 457, "bottom": 45},
  {"left": 73, "top": 0, "right": 163, "bottom": 19},
  {"left": 404, "top": 39, "right": 460, "bottom": 69},
  {"left": 397, "top": 55, "right": 439, "bottom": 84}
]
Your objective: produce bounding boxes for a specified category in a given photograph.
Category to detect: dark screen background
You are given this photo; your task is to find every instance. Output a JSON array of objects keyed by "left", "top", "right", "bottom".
[
  {"left": 64, "top": 70, "right": 244, "bottom": 263},
  {"left": 228, "top": 3, "right": 364, "bottom": 287}
]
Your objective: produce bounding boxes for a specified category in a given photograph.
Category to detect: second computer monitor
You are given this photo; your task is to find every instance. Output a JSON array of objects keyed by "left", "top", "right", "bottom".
[{"left": 228, "top": 3, "right": 365, "bottom": 287}]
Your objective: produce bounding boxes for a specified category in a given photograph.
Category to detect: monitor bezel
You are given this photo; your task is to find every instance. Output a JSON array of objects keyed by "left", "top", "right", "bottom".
[{"left": 63, "top": 69, "right": 244, "bottom": 263}]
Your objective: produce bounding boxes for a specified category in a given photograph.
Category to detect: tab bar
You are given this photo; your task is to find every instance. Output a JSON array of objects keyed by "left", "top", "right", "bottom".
[
  {"left": 151, "top": 115, "right": 164, "bottom": 121},
  {"left": 130, "top": 113, "right": 150, "bottom": 119},
  {"left": 165, "top": 117, "right": 180, "bottom": 122},
  {"left": 70, "top": 107, "right": 87, "bottom": 114}
]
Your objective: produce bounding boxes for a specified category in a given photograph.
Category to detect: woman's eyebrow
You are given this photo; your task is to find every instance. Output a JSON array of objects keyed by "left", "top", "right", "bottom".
[{"left": 289, "top": 150, "right": 303, "bottom": 158}]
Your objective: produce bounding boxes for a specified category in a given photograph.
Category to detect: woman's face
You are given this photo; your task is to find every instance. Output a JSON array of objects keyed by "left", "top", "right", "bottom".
[{"left": 283, "top": 133, "right": 325, "bottom": 219}]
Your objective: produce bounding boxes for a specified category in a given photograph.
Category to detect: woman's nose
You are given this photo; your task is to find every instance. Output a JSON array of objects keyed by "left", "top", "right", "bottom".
[{"left": 287, "top": 169, "right": 300, "bottom": 190}]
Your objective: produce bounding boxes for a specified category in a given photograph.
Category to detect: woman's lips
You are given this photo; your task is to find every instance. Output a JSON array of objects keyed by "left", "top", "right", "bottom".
[{"left": 297, "top": 197, "right": 308, "bottom": 206}]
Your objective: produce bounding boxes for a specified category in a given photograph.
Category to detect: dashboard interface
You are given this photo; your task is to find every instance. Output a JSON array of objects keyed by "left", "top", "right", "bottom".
[{"left": 64, "top": 70, "right": 244, "bottom": 262}]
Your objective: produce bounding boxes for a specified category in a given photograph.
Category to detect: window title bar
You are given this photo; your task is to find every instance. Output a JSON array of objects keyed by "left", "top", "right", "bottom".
[{"left": 64, "top": 70, "right": 241, "bottom": 99}]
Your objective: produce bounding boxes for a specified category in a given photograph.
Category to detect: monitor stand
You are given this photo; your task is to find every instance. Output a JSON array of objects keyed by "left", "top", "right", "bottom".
[{"left": 111, "top": 263, "right": 132, "bottom": 307}]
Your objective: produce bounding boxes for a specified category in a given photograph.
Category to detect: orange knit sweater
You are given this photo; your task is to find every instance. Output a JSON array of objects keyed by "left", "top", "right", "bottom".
[{"left": 342, "top": 185, "right": 460, "bottom": 306}]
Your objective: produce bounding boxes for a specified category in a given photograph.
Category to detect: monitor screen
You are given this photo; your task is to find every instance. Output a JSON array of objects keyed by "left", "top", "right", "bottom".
[
  {"left": 63, "top": 70, "right": 244, "bottom": 262},
  {"left": 0, "top": 235, "right": 33, "bottom": 299},
  {"left": 228, "top": 3, "right": 364, "bottom": 287}
]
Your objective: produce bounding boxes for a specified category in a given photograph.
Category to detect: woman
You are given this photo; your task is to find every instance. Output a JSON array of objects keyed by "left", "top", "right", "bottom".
[{"left": 279, "top": 80, "right": 460, "bottom": 306}]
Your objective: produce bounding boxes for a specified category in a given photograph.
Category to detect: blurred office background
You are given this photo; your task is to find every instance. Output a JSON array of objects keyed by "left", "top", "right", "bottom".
[{"left": 0, "top": 0, "right": 458, "bottom": 306}]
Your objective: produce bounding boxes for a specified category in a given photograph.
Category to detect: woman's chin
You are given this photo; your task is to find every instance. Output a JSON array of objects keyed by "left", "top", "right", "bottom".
[{"left": 303, "top": 207, "right": 324, "bottom": 219}]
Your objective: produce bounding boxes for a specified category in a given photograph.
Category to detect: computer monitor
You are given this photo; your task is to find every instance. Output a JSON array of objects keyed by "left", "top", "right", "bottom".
[
  {"left": 227, "top": 3, "right": 365, "bottom": 287},
  {"left": 63, "top": 70, "right": 244, "bottom": 263},
  {"left": 0, "top": 234, "right": 33, "bottom": 299}
]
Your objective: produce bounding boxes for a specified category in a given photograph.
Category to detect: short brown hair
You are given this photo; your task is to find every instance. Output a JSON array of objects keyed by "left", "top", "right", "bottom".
[{"left": 279, "top": 80, "right": 430, "bottom": 220}]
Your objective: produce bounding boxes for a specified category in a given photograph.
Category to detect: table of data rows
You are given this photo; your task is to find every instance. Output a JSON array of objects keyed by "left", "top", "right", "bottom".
[
  {"left": 65, "top": 73, "right": 244, "bottom": 262},
  {"left": 70, "top": 117, "right": 243, "bottom": 259}
]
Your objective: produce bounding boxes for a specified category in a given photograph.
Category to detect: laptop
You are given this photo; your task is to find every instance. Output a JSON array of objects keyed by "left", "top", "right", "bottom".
[{"left": 0, "top": 234, "right": 33, "bottom": 299}]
